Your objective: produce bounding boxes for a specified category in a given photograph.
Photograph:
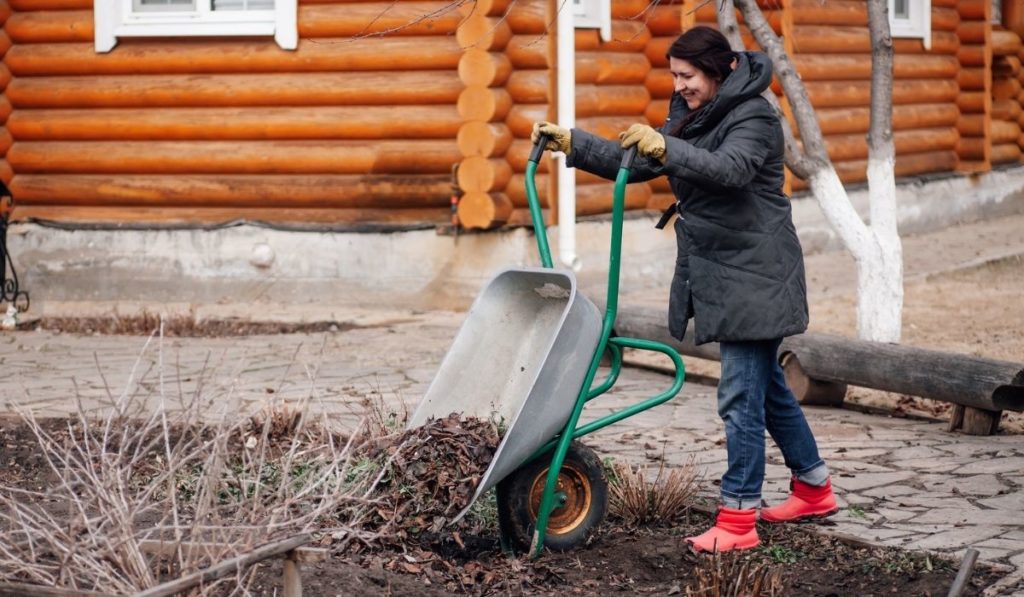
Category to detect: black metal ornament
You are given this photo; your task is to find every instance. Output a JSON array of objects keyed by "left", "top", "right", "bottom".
[{"left": 0, "top": 181, "right": 29, "bottom": 312}]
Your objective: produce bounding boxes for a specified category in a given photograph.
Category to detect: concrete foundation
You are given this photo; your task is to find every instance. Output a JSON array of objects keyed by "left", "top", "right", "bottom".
[{"left": 6, "top": 165, "right": 1024, "bottom": 319}]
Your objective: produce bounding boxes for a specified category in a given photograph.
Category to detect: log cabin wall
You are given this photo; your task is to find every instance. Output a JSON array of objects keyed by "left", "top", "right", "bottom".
[
  {"left": 2, "top": 0, "right": 1023, "bottom": 231},
  {"left": 3, "top": 0, "right": 466, "bottom": 227},
  {"left": 460, "top": 0, "right": 655, "bottom": 229},
  {"left": 957, "top": 0, "right": 992, "bottom": 170}
]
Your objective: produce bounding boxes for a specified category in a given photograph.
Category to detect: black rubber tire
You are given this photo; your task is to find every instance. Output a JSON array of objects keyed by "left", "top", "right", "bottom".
[{"left": 496, "top": 441, "right": 608, "bottom": 553}]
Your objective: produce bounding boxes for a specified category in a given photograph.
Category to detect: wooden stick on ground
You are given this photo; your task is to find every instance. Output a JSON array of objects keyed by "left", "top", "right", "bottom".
[
  {"left": 136, "top": 534, "right": 312, "bottom": 597},
  {"left": 946, "top": 547, "right": 980, "bottom": 597}
]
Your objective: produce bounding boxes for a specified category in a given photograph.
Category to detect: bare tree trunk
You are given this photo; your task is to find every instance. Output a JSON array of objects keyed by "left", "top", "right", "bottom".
[{"left": 727, "top": 0, "right": 904, "bottom": 342}]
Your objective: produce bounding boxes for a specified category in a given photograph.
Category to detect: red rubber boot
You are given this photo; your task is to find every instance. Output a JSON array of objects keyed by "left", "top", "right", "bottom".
[
  {"left": 761, "top": 476, "right": 838, "bottom": 523},
  {"left": 685, "top": 507, "right": 759, "bottom": 553}
]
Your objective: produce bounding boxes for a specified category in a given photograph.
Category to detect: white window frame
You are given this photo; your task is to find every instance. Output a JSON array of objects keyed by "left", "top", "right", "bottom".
[
  {"left": 572, "top": 0, "right": 611, "bottom": 42},
  {"left": 94, "top": 0, "right": 297, "bottom": 53},
  {"left": 889, "top": 0, "right": 931, "bottom": 50}
]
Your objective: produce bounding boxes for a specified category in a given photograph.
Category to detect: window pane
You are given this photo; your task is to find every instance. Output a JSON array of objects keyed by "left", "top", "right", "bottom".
[
  {"left": 212, "top": 0, "right": 274, "bottom": 9},
  {"left": 893, "top": 0, "right": 909, "bottom": 19},
  {"left": 134, "top": 0, "right": 195, "bottom": 11}
]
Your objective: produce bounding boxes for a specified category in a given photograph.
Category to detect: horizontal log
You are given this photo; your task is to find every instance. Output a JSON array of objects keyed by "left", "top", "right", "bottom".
[
  {"left": 958, "top": 20, "right": 988, "bottom": 44},
  {"left": 957, "top": 0, "right": 987, "bottom": 20},
  {"left": 955, "top": 159, "right": 989, "bottom": 173},
  {"left": 803, "top": 78, "right": 958, "bottom": 108},
  {"left": 791, "top": 26, "right": 959, "bottom": 54},
  {"left": 794, "top": 53, "right": 959, "bottom": 81},
  {"left": 457, "top": 0, "right": 511, "bottom": 17},
  {"left": 7, "top": 140, "right": 461, "bottom": 174},
  {"left": 646, "top": 69, "right": 673, "bottom": 99},
  {"left": 992, "top": 120, "right": 1021, "bottom": 144},
  {"left": 693, "top": 3, "right": 782, "bottom": 31},
  {"left": 575, "top": 20, "right": 651, "bottom": 52},
  {"left": 456, "top": 13, "right": 513, "bottom": 50},
  {"left": 831, "top": 150, "right": 959, "bottom": 184},
  {"left": 931, "top": 6, "right": 962, "bottom": 31},
  {"left": 608, "top": 0, "right": 656, "bottom": 19},
  {"left": 299, "top": 2, "right": 464, "bottom": 38},
  {"left": 645, "top": 36, "right": 673, "bottom": 68},
  {"left": 647, "top": 4, "right": 683, "bottom": 36},
  {"left": 613, "top": 310, "right": 1024, "bottom": 413},
  {"left": 7, "top": 72, "right": 463, "bottom": 108},
  {"left": 648, "top": 192, "right": 674, "bottom": 211},
  {"left": 10, "top": 0, "right": 88, "bottom": 7},
  {"left": 957, "top": 44, "right": 989, "bottom": 67},
  {"left": 0, "top": 128, "right": 10, "bottom": 156},
  {"left": 957, "top": 91, "right": 987, "bottom": 113},
  {"left": 505, "top": 0, "right": 545, "bottom": 35},
  {"left": 577, "top": 51, "right": 651, "bottom": 85},
  {"left": 992, "top": 29, "right": 1023, "bottom": 56},
  {"left": 790, "top": 0, "right": 868, "bottom": 26},
  {"left": 575, "top": 84, "right": 651, "bottom": 118},
  {"left": 4, "top": 4, "right": 468, "bottom": 43},
  {"left": 814, "top": 104, "right": 960, "bottom": 135},
  {"left": 4, "top": 9, "right": 91, "bottom": 43},
  {"left": 457, "top": 122, "right": 513, "bottom": 158},
  {"left": 991, "top": 142, "right": 1022, "bottom": 164},
  {"left": 456, "top": 156, "right": 513, "bottom": 193},
  {"left": 11, "top": 174, "right": 453, "bottom": 208},
  {"left": 781, "top": 334, "right": 1024, "bottom": 413},
  {"left": 6, "top": 37, "right": 462, "bottom": 76},
  {"left": 457, "top": 86, "right": 512, "bottom": 122},
  {"left": 825, "top": 127, "right": 959, "bottom": 162},
  {"left": 457, "top": 190, "right": 513, "bottom": 229},
  {"left": 0, "top": 96, "right": 9, "bottom": 123},
  {"left": 646, "top": 100, "right": 669, "bottom": 126},
  {"left": 992, "top": 98, "right": 1023, "bottom": 121},
  {"left": 957, "top": 67, "right": 987, "bottom": 90},
  {"left": 574, "top": 181, "right": 652, "bottom": 215},
  {"left": 10, "top": 205, "right": 450, "bottom": 228},
  {"left": 0, "top": 64, "right": 9, "bottom": 90},
  {"left": 577, "top": 115, "right": 650, "bottom": 142},
  {"left": 506, "top": 103, "right": 551, "bottom": 139},
  {"left": 506, "top": 35, "right": 548, "bottom": 68},
  {"left": 7, "top": 106, "right": 462, "bottom": 140},
  {"left": 957, "top": 114, "right": 987, "bottom": 137},
  {"left": 957, "top": 136, "right": 989, "bottom": 160},
  {"left": 993, "top": 77, "right": 1023, "bottom": 100},
  {"left": 505, "top": 206, "right": 550, "bottom": 228},
  {"left": 458, "top": 48, "right": 512, "bottom": 87},
  {"left": 506, "top": 70, "right": 548, "bottom": 103},
  {"left": 0, "top": 159, "right": 9, "bottom": 184}
]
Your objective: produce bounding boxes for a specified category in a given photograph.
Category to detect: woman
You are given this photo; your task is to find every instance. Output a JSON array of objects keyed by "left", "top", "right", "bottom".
[{"left": 532, "top": 26, "right": 837, "bottom": 552}]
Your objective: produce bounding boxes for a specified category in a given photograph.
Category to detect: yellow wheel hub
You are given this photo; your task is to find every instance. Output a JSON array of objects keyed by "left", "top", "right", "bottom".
[{"left": 527, "top": 463, "right": 592, "bottom": 535}]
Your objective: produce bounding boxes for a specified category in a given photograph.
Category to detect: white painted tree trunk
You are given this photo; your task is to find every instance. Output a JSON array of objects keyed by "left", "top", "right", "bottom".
[{"left": 808, "top": 164, "right": 902, "bottom": 342}]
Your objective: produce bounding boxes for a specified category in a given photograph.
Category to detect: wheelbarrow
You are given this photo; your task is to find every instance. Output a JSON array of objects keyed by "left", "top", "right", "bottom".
[{"left": 408, "top": 140, "right": 686, "bottom": 557}]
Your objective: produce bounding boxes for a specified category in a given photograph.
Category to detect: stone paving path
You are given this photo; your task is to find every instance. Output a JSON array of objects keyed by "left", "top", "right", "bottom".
[{"left": 2, "top": 309, "right": 1022, "bottom": 595}]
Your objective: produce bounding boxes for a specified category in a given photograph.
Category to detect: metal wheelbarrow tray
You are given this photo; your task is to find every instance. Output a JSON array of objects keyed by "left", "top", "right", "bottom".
[
  {"left": 407, "top": 267, "right": 602, "bottom": 521},
  {"left": 407, "top": 143, "right": 685, "bottom": 556}
]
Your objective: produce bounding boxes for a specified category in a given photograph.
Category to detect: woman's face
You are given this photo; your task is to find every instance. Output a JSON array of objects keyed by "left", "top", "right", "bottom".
[{"left": 670, "top": 57, "right": 720, "bottom": 110}]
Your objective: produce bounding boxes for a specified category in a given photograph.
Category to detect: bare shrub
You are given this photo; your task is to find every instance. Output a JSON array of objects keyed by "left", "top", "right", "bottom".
[
  {"left": 607, "top": 455, "right": 701, "bottom": 527},
  {"left": 0, "top": 329, "right": 407, "bottom": 594},
  {"left": 686, "top": 551, "right": 783, "bottom": 597}
]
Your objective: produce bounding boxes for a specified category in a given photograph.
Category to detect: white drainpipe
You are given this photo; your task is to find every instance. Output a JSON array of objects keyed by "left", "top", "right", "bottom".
[{"left": 556, "top": 2, "right": 580, "bottom": 271}]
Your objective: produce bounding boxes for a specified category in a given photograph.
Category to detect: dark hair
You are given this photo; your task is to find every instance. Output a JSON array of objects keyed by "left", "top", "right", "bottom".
[
  {"left": 666, "top": 26, "right": 736, "bottom": 84},
  {"left": 666, "top": 26, "right": 736, "bottom": 135}
]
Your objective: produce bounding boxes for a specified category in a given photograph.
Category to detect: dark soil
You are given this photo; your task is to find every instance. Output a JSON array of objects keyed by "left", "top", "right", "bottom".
[{"left": 0, "top": 416, "right": 1008, "bottom": 596}]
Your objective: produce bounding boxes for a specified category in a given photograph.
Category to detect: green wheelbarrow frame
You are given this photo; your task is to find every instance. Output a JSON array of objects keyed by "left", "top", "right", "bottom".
[{"left": 520, "top": 140, "right": 686, "bottom": 558}]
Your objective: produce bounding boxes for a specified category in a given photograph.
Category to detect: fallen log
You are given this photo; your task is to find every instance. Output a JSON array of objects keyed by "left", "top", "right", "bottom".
[{"left": 613, "top": 308, "right": 1024, "bottom": 434}]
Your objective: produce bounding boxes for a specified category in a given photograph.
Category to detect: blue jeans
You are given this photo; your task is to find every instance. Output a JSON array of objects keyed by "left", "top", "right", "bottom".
[{"left": 717, "top": 338, "right": 827, "bottom": 509}]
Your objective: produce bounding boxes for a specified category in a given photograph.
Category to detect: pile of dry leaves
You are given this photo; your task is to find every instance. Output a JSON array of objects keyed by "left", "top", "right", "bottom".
[{"left": 360, "top": 413, "right": 501, "bottom": 541}]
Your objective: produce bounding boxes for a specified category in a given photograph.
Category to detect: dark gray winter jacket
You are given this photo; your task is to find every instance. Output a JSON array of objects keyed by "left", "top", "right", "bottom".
[{"left": 566, "top": 51, "right": 809, "bottom": 345}]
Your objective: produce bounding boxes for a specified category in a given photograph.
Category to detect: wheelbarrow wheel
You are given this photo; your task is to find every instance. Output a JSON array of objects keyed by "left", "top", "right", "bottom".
[{"left": 496, "top": 441, "right": 608, "bottom": 553}]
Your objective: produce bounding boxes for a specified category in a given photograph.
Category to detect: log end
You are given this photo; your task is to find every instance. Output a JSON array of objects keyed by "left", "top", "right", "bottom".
[
  {"left": 781, "top": 351, "right": 847, "bottom": 407},
  {"left": 457, "top": 191, "right": 512, "bottom": 230}
]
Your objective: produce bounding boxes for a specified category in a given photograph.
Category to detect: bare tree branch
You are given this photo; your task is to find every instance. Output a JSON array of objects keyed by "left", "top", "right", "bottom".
[
  {"left": 715, "top": 0, "right": 812, "bottom": 179},
  {"left": 733, "top": 0, "right": 827, "bottom": 177}
]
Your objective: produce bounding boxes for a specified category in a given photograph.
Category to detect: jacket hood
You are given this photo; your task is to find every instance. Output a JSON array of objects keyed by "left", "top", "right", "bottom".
[{"left": 671, "top": 51, "right": 774, "bottom": 138}]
